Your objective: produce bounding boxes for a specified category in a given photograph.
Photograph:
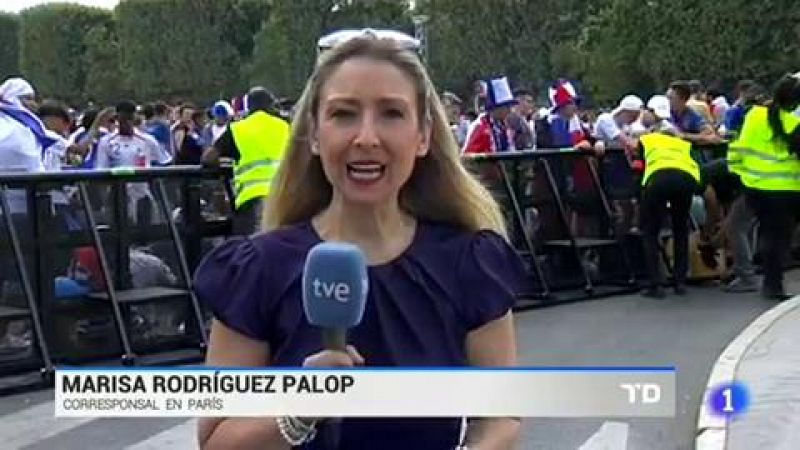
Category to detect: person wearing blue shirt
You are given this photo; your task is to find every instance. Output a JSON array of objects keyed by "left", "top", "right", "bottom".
[
  {"left": 143, "top": 102, "right": 172, "bottom": 163},
  {"left": 724, "top": 81, "right": 763, "bottom": 137},
  {"left": 667, "top": 81, "right": 726, "bottom": 273},
  {"left": 667, "top": 81, "right": 721, "bottom": 145}
]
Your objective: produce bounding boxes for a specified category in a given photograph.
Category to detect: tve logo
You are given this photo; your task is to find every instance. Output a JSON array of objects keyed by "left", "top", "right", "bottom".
[
  {"left": 312, "top": 279, "right": 351, "bottom": 303},
  {"left": 302, "top": 242, "right": 368, "bottom": 330}
]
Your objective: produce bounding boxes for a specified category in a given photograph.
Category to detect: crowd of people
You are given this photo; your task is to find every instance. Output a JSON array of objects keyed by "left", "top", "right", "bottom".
[
  {"left": 0, "top": 76, "right": 294, "bottom": 229},
  {"left": 0, "top": 77, "right": 292, "bottom": 173},
  {"left": 2, "top": 58, "right": 800, "bottom": 301},
  {"left": 2, "top": 64, "right": 800, "bottom": 301},
  {"left": 445, "top": 72, "right": 800, "bottom": 300}
]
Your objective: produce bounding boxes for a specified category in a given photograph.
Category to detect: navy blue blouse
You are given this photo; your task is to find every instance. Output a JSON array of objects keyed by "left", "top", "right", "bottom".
[{"left": 194, "top": 220, "right": 526, "bottom": 449}]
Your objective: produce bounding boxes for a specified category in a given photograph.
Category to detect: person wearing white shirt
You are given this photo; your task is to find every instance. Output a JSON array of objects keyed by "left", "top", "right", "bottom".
[
  {"left": 0, "top": 77, "right": 47, "bottom": 293},
  {"left": 37, "top": 100, "right": 79, "bottom": 171},
  {"left": 38, "top": 100, "right": 107, "bottom": 220},
  {"left": 204, "top": 101, "right": 234, "bottom": 146},
  {"left": 95, "top": 100, "right": 172, "bottom": 224},
  {"left": 0, "top": 78, "right": 47, "bottom": 216},
  {"left": 594, "top": 95, "right": 644, "bottom": 234},
  {"left": 0, "top": 110, "right": 44, "bottom": 174},
  {"left": 0, "top": 77, "right": 44, "bottom": 171},
  {"left": 0, "top": 77, "right": 38, "bottom": 111},
  {"left": 593, "top": 95, "right": 643, "bottom": 147}
]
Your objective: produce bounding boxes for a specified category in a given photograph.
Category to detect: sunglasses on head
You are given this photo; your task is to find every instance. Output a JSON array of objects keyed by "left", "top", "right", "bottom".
[{"left": 317, "top": 28, "right": 420, "bottom": 53}]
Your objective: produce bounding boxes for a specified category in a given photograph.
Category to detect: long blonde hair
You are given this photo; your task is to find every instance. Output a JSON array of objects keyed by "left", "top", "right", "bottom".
[{"left": 262, "top": 36, "right": 507, "bottom": 238}]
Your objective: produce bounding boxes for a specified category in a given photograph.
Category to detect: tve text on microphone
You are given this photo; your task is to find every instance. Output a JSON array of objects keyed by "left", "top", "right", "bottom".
[{"left": 311, "top": 277, "right": 351, "bottom": 302}]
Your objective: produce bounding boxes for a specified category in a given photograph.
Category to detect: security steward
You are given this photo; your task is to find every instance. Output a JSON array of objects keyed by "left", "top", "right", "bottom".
[
  {"left": 727, "top": 73, "right": 800, "bottom": 300},
  {"left": 636, "top": 95, "right": 702, "bottom": 298},
  {"left": 203, "top": 87, "right": 290, "bottom": 235}
]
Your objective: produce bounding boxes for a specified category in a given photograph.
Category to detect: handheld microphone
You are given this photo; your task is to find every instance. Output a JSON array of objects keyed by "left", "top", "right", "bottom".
[{"left": 302, "top": 242, "right": 368, "bottom": 352}]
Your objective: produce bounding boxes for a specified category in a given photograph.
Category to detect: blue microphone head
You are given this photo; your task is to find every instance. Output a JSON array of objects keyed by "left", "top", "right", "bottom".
[{"left": 302, "top": 242, "right": 368, "bottom": 329}]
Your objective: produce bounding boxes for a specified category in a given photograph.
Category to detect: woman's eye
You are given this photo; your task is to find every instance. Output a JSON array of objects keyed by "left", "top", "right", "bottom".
[
  {"left": 331, "top": 109, "right": 356, "bottom": 119},
  {"left": 384, "top": 108, "right": 405, "bottom": 119}
]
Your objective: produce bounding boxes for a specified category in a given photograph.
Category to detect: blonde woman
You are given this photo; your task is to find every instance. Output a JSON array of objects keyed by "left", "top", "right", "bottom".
[{"left": 195, "top": 33, "right": 525, "bottom": 450}]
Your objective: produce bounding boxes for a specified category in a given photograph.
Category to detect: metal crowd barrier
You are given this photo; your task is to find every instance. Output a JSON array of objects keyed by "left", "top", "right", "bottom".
[
  {"left": 462, "top": 148, "right": 642, "bottom": 309},
  {"left": 462, "top": 144, "right": 800, "bottom": 309},
  {"left": 0, "top": 166, "right": 233, "bottom": 392}
]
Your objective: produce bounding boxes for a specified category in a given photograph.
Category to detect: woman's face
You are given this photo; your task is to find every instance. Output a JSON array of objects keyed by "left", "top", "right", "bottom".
[{"left": 315, "top": 57, "right": 429, "bottom": 207}]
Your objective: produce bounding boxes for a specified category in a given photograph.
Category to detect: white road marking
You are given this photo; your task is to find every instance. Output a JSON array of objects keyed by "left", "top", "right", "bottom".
[
  {"left": 2, "top": 400, "right": 94, "bottom": 448},
  {"left": 578, "top": 421, "right": 629, "bottom": 450},
  {"left": 125, "top": 418, "right": 196, "bottom": 449}
]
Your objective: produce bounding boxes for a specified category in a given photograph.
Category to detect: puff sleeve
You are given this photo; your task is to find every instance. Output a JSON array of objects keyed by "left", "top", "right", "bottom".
[
  {"left": 193, "top": 238, "right": 272, "bottom": 342},
  {"left": 457, "top": 231, "right": 527, "bottom": 331}
]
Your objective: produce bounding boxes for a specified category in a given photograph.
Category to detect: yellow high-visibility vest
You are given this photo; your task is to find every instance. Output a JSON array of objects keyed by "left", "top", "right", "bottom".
[
  {"left": 230, "top": 111, "right": 290, "bottom": 209},
  {"left": 727, "top": 105, "right": 800, "bottom": 191},
  {"left": 640, "top": 132, "right": 700, "bottom": 186}
]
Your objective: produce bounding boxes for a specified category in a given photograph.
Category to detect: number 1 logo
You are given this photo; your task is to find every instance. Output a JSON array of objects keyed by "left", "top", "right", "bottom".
[
  {"left": 722, "top": 387, "right": 734, "bottom": 413},
  {"left": 709, "top": 382, "right": 750, "bottom": 418}
]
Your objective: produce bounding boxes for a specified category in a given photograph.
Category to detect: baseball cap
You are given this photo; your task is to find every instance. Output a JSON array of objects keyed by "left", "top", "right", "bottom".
[
  {"left": 711, "top": 96, "right": 729, "bottom": 109},
  {"left": 647, "top": 95, "right": 671, "bottom": 120},
  {"left": 616, "top": 95, "right": 643, "bottom": 112}
]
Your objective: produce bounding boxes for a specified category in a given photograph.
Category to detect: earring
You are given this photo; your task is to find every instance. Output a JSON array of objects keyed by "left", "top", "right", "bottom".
[{"left": 311, "top": 142, "right": 320, "bottom": 154}]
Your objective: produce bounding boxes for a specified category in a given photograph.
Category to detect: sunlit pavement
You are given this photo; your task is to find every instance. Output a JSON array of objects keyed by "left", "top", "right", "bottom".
[{"left": 2, "top": 272, "right": 798, "bottom": 449}]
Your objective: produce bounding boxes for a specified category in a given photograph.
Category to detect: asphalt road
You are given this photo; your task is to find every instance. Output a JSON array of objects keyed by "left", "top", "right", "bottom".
[
  {"left": 2, "top": 275, "right": 794, "bottom": 449},
  {"left": 515, "top": 280, "right": 780, "bottom": 450}
]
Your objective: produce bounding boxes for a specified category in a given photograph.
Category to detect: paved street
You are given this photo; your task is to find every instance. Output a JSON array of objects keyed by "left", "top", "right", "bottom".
[
  {"left": 727, "top": 296, "right": 800, "bottom": 449},
  {"left": 2, "top": 273, "right": 797, "bottom": 449},
  {"left": 515, "top": 278, "right": 790, "bottom": 450}
]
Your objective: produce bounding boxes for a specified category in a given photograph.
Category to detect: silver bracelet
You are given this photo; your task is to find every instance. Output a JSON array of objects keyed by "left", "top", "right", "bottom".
[{"left": 276, "top": 416, "right": 318, "bottom": 446}]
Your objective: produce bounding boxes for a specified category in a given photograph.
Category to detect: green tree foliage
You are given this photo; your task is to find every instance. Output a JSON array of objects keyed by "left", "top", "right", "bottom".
[
  {"left": 8, "top": 0, "right": 800, "bottom": 106},
  {"left": 0, "top": 13, "right": 20, "bottom": 81},
  {"left": 424, "top": 0, "right": 599, "bottom": 101},
  {"left": 324, "top": 0, "right": 411, "bottom": 34},
  {"left": 19, "top": 4, "right": 113, "bottom": 104},
  {"left": 83, "top": 23, "right": 123, "bottom": 104},
  {"left": 580, "top": 0, "right": 800, "bottom": 104},
  {"left": 228, "top": 0, "right": 271, "bottom": 62},
  {"left": 248, "top": 0, "right": 326, "bottom": 99},
  {"left": 116, "top": 0, "right": 268, "bottom": 103},
  {"left": 248, "top": 0, "right": 412, "bottom": 99}
]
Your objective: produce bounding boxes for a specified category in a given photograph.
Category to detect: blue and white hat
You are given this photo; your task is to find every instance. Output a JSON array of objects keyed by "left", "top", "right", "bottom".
[
  {"left": 483, "top": 76, "right": 518, "bottom": 110},
  {"left": 212, "top": 100, "right": 234, "bottom": 118}
]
